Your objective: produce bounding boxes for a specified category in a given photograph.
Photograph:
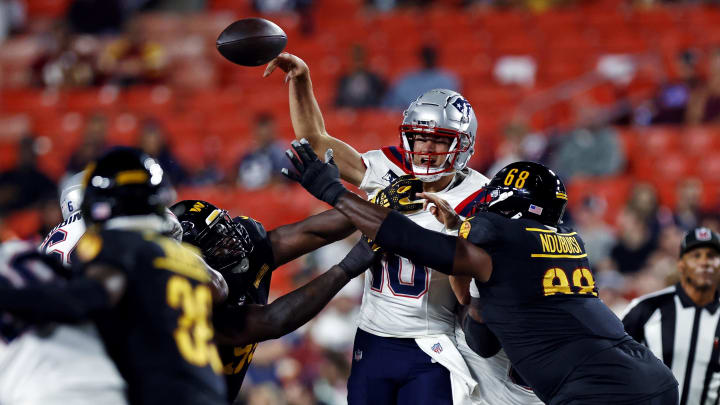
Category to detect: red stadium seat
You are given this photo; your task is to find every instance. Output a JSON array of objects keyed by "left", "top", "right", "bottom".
[
  {"left": 0, "top": 114, "right": 30, "bottom": 141},
  {"left": 694, "top": 151, "right": 720, "bottom": 183},
  {"left": 491, "top": 33, "right": 539, "bottom": 56},
  {"left": 25, "top": 0, "right": 70, "bottom": 17},
  {"left": 0, "top": 142, "right": 16, "bottom": 171},
  {"left": 630, "top": 9, "right": 677, "bottom": 31},
  {"left": 531, "top": 10, "right": 583, "bottom": 35},
  {"left": 682, "top": 127, "right": 719, "bottom": 156},
  {"left": 473, "top": 11, "right": 530, "bottom": 36},
  {"left": 1, "top": 89, "right": 61, "bottom": 114},
  {"left": 600, "top": 33, "right": 649, "bottom": 54},
  {"left": 64, "top": 89, "right": 119, "bottom": 113},
  {"left": 3, "top": 209, "right": 42, "bottom": 240},
  {"left": 634, "top": 127, "right": 681, "bottom": 157},
  {"left": 566, "top": 176, "right": 633, "bottom": 225}
]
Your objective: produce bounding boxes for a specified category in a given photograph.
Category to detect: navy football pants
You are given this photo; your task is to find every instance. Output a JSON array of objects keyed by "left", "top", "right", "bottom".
[{"left": 347, "top": 328, "right": 453, "bottom": 405}]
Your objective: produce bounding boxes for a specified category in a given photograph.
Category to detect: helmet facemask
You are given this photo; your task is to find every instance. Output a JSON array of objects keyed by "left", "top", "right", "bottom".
[
  {"left": 476, "top": 186, "right": 531, "bottom": 220},
  {"left": 399, "top": 125, "right": 472, "bottom": 183},
  {"left": 399, "top": 89, "right": 477, "bottom": 183},
  {"left": 182, "top": 210, "right": 253, "bottom": 273},
  {"left": 475, "top": 162, "right": 568, "bottom": 226}
]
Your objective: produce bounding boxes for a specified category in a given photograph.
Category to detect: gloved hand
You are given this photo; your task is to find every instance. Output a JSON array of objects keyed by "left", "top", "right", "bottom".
[
  {"left": 282, "top": 139, "right": 348, "bottom": 206},
  {"left": 338, "top": 237, "right": 382, "bottom": 278},
  {"left": 372, "top": 175, "right": 424, "bottom": 213}
]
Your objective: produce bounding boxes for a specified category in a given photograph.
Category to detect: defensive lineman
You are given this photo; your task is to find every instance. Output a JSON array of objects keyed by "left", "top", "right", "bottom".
[{"left": 283, "top": 147, "right": 679, "bottom": 404}]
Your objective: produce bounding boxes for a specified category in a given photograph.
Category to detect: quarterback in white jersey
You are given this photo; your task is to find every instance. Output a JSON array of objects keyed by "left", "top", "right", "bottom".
[
  {"left": 357, "top": 148, "right": 488, "bottom": 338},
  {"left": 266, "top": 52, "right": 495, "bottom": 405}
]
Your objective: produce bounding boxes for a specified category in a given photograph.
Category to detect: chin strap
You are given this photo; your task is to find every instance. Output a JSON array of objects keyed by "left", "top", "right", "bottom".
[{"left": 412, "top": 166, "right": 457, "bottom": 183}]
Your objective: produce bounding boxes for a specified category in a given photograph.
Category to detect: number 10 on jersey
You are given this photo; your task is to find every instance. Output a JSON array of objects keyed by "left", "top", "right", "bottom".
[{"left": 370, "top": 254, "right": 430, "bottom": 298}]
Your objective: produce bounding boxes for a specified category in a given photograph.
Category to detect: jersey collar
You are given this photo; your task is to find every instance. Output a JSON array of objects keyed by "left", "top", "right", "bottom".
[{"left": 676, "top": 282, "right": 720, "bottom": 313}]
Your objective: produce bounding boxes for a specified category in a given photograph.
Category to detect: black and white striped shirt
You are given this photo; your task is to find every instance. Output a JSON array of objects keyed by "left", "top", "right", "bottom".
[{"left": 622, "top": 283, "right": 720, "bottom": 405}]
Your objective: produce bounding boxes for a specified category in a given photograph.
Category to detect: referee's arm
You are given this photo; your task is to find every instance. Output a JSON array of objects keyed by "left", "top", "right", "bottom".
[{"left": 621, "top": 299, "right": 653, "bottom": 344}]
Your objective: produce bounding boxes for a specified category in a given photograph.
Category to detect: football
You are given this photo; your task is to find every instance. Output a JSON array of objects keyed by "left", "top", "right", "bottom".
[{"left": 216, "top": 18, "right": 287, "bottom": 66}]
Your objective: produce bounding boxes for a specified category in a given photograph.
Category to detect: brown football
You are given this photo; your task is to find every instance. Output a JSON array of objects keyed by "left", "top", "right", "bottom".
[{"left": 216, "top": 18, "right": 287, "bottom": 66}]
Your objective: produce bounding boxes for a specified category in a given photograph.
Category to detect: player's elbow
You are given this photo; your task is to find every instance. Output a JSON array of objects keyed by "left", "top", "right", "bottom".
[
  {"left": 462, "top": 314, "right": 502, "bottom": 358},
  {"left": 260, "top": 308, "right": 295, "bottom": 341},
  {"left": 457, "top": 292, "right": 471, "bottom": 306},
  {"left": 471, "top": 342, "right": 502, "bottom": 358}
]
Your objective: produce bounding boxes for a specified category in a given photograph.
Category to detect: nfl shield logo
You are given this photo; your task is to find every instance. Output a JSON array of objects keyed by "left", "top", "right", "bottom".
[
  {"left": 696, "top": 228, "right": 712, "bottom": 241},
  {"left": 431, "top": 343, "right": 443, "bottom": 353},
  {"left": 354, "top": 349, "right": 363, "bottom": 361},
  {"left": 382, "top": 171, "right": 398, "bottom": 184}
]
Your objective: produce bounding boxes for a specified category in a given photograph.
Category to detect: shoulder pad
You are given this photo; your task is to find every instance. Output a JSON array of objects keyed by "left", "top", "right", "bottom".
[
  {"left": 233, "top": 216, "right": 268, "bottom": 245},
  {"left": 75, "top": 231, "right": 104, "bottom": 263},
  {"left": 459, "top": 213, "right": 501, "bottom": 247}
]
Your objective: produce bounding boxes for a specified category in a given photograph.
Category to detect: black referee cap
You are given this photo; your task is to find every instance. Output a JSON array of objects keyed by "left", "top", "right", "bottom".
[{"left": 680, "top": 227, "right": 720, "bottom": 257}]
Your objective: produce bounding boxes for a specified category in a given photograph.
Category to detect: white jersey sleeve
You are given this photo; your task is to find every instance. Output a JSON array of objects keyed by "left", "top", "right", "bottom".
[
  {"left": 39, "top": 211, "right": 86, "bottom": 267},
  {"left": 0, "top": 215, "right": 126, "bottom": 405},
  {"left": 356, "top": 147, "right": 490, "bottom": 338}
]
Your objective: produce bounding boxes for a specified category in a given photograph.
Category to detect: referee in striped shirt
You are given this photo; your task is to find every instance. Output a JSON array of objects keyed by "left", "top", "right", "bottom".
[{"left": 622, "top": 227, "right": 720, "bottom": 405}]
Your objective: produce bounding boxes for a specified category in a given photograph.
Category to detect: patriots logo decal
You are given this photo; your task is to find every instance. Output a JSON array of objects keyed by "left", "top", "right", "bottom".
[{"left": 451, "top": 98, "right": 472, "bottom": 122}]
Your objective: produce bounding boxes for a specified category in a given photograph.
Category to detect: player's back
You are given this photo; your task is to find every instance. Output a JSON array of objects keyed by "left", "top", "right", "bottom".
[
  {"left": 465, "top": 212, "right": 676, "bottom": 403},
  {"left": 359, "top": 147, "right": 489, "bottom": 337},
  {"left": 73, "top": 228, "right": 226, "bottom": 405}
]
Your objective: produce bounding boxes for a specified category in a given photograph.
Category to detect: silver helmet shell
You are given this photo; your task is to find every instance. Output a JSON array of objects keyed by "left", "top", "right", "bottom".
[
  {"left": 399, "top": 89, "right": 477, "bottom": 182},
  {"left": 59, "top": 172, "right": 85, "bottom": 220}
]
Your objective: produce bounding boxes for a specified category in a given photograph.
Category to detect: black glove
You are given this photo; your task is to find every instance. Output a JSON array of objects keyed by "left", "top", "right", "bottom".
[
  {"left": 372, "top": 175, "right": 423, "bottom": 212},
  {"left": 338, "top": 237, "right": 381, "bottom": 278},
  {"left": 282, "top": 139, "right": 348, "bottom": 206}
]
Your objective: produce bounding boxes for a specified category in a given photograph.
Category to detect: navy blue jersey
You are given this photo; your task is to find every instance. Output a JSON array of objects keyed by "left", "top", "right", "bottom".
[
  {"left": 215, "top": 215, "right": 275, "bottom": 402},
  {"left": 461, "top": 212, "right": 630, "bottom": 402},
  {"left": 71, "top": 229, "right": 226, "bottom": 405}
]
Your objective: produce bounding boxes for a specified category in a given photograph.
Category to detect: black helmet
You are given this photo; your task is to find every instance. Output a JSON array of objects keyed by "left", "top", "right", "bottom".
[
  {"left": 477, "top": 161, "right": 567, "bottom": 225},
  {"left": 170, "top": 200, "right": 253, "bottom": 273},
  {"left": 81, "top": 147, "right": 175, "bottom": 225}
]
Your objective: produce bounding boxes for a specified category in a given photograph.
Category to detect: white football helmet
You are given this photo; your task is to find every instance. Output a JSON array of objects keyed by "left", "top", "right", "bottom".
[
  {"left": 59, "top": 172, "right": 85, "bottom": 220},
  {"left": 399, "top": 89, "right": 477, "bottom": 182}
]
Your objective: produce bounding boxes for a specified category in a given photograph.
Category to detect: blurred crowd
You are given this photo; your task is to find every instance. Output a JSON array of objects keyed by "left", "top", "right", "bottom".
[{"left": 3, "top": 0, "right": 720, "bottom": 404}]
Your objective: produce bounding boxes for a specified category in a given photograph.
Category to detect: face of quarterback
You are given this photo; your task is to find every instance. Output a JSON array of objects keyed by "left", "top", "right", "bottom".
[
  {"left": 410, "top": 133, "right": 454, "bottom": 170},
  {"left": 679, "top": 246, "right": 720, "bottom": 291}
]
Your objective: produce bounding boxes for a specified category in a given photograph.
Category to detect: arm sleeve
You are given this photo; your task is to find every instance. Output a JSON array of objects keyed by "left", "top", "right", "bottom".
[
  {"left": 0, "top": 278, "right": 111, "bottom": 323},
  {"left": 375, "top": 210, "right": 457, "bottom": 274}
]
